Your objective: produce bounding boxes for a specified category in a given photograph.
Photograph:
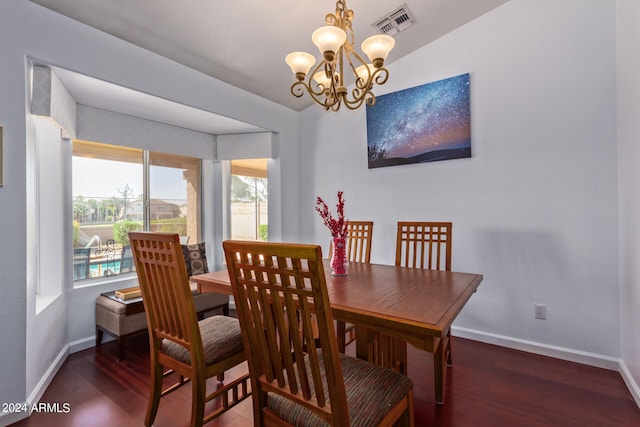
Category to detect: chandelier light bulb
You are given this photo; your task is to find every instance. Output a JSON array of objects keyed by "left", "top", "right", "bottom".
[
  {"left": 355, "top": 64, "right": 374, "bottom": 82},
  {"left": 312, "top": 26, "right": 347, "bottom": 61},
  {"left": 313, "top": 70, "right": 333, "bottom": 89},
  {"left": 361, "top": 34, "right": 395, "bottom": 68},
  {"left": 285, "top": 52, "right": 317, "bottom": 80}
]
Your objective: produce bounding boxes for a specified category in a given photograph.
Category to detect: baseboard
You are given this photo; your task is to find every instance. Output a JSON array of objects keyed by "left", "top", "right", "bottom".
[
  {"left": 69, "top": 335, "right": 98, "bottom": 354},
  {"left": 620, "top": 360, "right": 640, "bottom": 408},
  {"left": 0, "top": 408, "right": 28, "bottom": 426},
  {"left": 1, "top": 344, "right": 72, "bottom": 425},
  {"left": 453, "top": 326, "right": 620, "bottom": 370},
  {"left": 5, "top": 339, "right": 95, "bottom": 425},
  {"left": 0, "top": 343, "right": 70, "bottom": 426},
  {"left": 27, "top": 344, "right": 69, "bottom": 403}
]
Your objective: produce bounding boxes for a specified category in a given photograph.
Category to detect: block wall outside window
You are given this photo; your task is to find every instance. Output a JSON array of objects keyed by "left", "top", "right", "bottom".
[{"left": 230, "top": 159, "right": 268, "bottom": 241}]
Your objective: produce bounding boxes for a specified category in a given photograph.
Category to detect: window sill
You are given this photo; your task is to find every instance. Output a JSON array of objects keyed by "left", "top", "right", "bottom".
[{"left": 73, "top": 272, "right": 138, "bottom": 290}]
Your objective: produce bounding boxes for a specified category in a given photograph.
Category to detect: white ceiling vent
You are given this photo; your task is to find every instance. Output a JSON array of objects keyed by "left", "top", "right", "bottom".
[{"left": 373, "top": 4, "right": 416, "bottom": 36}]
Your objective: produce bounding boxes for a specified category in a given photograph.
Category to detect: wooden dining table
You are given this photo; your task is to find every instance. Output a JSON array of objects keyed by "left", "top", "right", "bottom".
[{"left": 191, "top": 259, "right": 482, "bottom": 404}]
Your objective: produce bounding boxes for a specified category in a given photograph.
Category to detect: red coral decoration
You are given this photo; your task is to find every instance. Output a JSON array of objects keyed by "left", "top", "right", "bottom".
[
  {"left": 316, "top": 191, "right": 349, "bottom": 275},
  {"left": 315, "top": 190, "right": 348, "bottom": 237}
]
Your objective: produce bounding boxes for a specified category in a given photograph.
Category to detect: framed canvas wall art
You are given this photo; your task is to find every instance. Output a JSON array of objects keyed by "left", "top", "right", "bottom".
[{"left": 366, "top": 73, "right": 471, "bottom": 169}]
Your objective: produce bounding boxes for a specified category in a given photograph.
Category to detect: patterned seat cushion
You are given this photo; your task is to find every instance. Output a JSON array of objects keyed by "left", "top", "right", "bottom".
[
  {"left": 182, "top": 242, "right": 209, "bottom": 277},
  {"left": 162, "top": 315, "right": 243, "bottom": 366},
  {"left": 267, "top": 351, "right": 413, "bottom": 426}
]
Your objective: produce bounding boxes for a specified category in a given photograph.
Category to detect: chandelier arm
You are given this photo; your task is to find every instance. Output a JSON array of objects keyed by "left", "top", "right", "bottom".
[
  {"left": 290, "top": 80, "right": 308, "bottom": 98},
  {"left": 300, "top": 59, "right": 343, "bottom": 110},
  {"left": 340, "top": 48, "right": 379, "bottom": 108},
  {"left": 337, "top": 46, "right": 345, "bottom": 88},
  {"left": 308, "top": 60, "right": 331, "bottom": 95},
  {"left": 309, "top": 60, "right": 325, "bottom": 79},
  {"left": 327, "top": 60, "right": 342, "bottom": 107},
  {"left": 289, "top": 65, "right": 326, "bottom": 100},
  {"left": 345, "top": 49, "right": 370, "bottom": 89},
  {"left": 339, "top": 83, "right": 367, "bottom": 110},
  {"left": 322, "top": 96, "right": 340, "bottom": 110},
  {"left": 300, "top": 82, "right": 340, "bottom": 110},
  {"left": 343, "top": 90, "right": 376, "bottom": 110},
  {"left": 314, "top": 78, "right": 341, "bottom": 110},
  {"left": 345, "top": 89, "right": 366, "bottom": 109},
  {"left": 372, "top": 68, "right": 390, "bottom": 86}
]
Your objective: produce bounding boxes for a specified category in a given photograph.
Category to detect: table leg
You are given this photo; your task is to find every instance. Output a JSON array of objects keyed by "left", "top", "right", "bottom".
[
  {"left": 434, "top": 337, "right": 445, "bottom": 404},
  {"left": 336, "top": 320, "right": 346, "bottom": 353},
  {"left": 355, "top": 325, "right": 368, "bottom": 361},
  {"left": 390, "top": 337, "right": 408, "bottom": 374}
]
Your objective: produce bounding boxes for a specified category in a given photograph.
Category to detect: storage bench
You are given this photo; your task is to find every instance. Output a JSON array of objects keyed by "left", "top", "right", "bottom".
[{"left": 96, "top": 285, "right": 229, "bottom": 360}]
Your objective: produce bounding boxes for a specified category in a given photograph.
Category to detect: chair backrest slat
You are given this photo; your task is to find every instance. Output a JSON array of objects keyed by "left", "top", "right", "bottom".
[
  {"left": 224, "top": 241, "right": 350, "bottom": 425},
  {"left": 329, "top": 220, "right": 374, "bottom": 263},
  {"left": 396, "top": 222, "right": 452, "bottom": 271}
]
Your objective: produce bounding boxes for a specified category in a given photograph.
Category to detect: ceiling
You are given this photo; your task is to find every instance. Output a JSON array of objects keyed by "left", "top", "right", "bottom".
[{"left": 30, "top": 0, "right": 508, "bottom": 133}]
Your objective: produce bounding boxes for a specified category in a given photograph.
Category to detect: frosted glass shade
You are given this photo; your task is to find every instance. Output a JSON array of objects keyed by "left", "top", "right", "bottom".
[
  {"left": 361, "top": 34, "right": 395, "bottom": 63},
  {"left": 312, "top": 26, "right": 347, "bottom": 56},
  {"left": 285, "top": 52, "right": 316, "bottom": 76},
  {"left": 355, "top": 64, "right": 374, "bottom": 82},
  {"left": 313, "top": 71, "right": 335, "bottom": 89}
]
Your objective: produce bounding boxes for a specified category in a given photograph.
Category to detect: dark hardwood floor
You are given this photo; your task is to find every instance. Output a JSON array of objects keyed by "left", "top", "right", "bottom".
[{"left": 11, "top": 329, "right": 640, "bottom": 427}]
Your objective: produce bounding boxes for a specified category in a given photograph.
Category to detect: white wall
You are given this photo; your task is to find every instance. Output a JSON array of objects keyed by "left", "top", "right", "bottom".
[
  {"left": 617, "top": 0, "right": 640, "bottom": 402},
  {"left": 301, "top": 0, "right": 621, "bottom": 362},
  {"left": 0, "top": 1, "right": 300, "bottom": 424}
]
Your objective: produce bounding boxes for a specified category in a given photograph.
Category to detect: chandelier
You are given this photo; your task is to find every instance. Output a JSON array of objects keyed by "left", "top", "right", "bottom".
[{"left": 285, "top": 0, "right": 396, "bottom": 111}]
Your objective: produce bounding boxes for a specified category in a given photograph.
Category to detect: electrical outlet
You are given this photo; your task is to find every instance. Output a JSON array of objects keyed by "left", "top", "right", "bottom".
[{"left": 534, "top": 304, "right": 546, "bottom": 320}]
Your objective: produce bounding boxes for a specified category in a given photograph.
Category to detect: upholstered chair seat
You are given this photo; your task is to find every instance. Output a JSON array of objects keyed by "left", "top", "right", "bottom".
[
  {"left": 268, "top": 351, "right": 413, "bottom": 426},
  {"left": 162, "top": 315, "right": 244, "bottom": 366}
]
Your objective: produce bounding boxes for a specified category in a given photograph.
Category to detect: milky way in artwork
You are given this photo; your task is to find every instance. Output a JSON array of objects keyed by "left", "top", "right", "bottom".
[{"left": 366, "top": 73, "right": 471, "bottom": 168}]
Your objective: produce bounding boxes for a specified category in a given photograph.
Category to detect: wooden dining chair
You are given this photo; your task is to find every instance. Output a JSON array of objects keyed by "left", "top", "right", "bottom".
[
  {"left": 223, "top": 240, "right": 414, "bottom": 427},
  {"left": 367, "top": 222, "right": 453, "bottom": 378},
  {"left": 128, "top": 232, "right": 250, "bottom": 427},
  {"left": 329, "top": 221, "right": 374, "bottom": 351},
  {"left": 399, "top": 221, "right": 453, "bottom": 362}
]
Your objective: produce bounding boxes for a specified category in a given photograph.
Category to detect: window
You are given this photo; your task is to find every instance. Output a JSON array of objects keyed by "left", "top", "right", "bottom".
[
  {"left": 72, "top": 141, "right": 201, "bottom": 282},
  {"left": 230, "top": 159, "right": 268, "bottom": 241}
]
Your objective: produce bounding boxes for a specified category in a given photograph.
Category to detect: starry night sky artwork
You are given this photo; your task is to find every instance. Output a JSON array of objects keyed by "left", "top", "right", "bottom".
[{"left": 366, "top": 73, "right": 471, "bottom": 169}]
